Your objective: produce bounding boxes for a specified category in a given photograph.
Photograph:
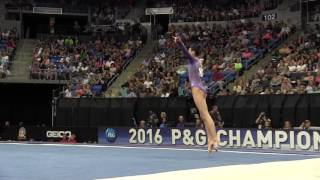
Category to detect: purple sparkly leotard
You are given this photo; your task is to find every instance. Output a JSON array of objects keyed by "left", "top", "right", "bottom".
[{"left": 179, "top": 41, "right": 207, "bottom": 94}]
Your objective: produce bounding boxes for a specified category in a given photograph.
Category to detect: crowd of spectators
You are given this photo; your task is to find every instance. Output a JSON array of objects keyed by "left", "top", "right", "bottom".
[
  {"left": 30, "top": 25, "right": 143, "bottom": 98},
  {"left": 136, "top": 105, "right": 224, "bottom": 129},
  {"left": 233, "top": 31, "right": 320, "bottom": 95},
  {"left": 91, "top": 0, "right": 135, "bottom": 25},
  {"left": 5, "top": 0, "right": 281, "bottom": 24},
  {"left": 0, "top": 28, "right": 18, "bottom": 78},
  {"left": 120, "top": 20, "right": 292, "bottom": 97},
  {"left": 256, "top": 113, "right": 304, "bottom": 130},
  {"left": 255, "top": 112, "right": 317, "bottom": 130},
  {"left": 60, "top": 133, "right": 77, "bottom": 144},
  {"left": 5, "top": 0, "right": 134, "bottom": 22},
  {"left": 173, "top": 0, "right": 260, "bottom": 22},
  {"left": 5, "top": 0, "right": 88, "bottom": 13},
  {"left": 307, "top": 1, "right": 320, "bottom": 22},
  {"left": 145, "top": 0, "right": 281, "bottom": 22}
]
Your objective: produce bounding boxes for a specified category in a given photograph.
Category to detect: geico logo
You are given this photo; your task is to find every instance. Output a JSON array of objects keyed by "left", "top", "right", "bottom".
[{"left": 46, "top": 131, "right": 72, "bottom": 138}]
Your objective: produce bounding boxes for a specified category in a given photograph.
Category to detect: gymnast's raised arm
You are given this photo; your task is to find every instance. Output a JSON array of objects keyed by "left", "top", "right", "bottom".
[{"left": 173, "top": 36, "right": 196, "bottom": 64}]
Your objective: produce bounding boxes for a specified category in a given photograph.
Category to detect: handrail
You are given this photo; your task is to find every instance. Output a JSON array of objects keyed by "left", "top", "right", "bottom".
[{"left": 105, "top": 47, "right": 142, "bottom": 89}]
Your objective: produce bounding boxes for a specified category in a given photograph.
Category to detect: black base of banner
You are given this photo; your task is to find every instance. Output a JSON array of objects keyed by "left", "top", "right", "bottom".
[{"left": 0, "top": 126, "right": 97, "bottom": 143}]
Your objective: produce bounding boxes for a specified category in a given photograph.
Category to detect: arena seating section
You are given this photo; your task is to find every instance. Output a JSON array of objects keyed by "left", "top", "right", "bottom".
[
  {"left": 2, "top": 0, "right": 320, "bottom": 130},
  {"left": 5, "top": 0, "right": 134, "bottom": 21},
  {"left": 91, "top": 0, "right": 134, "bottom": 25},
  {"left": 144, "top": 0, "right": 281, "bottom": 22},
  {"left": 0, "top": 28, "right": 17, "bottom": 79},
  {"left": 233, "top": 31, "right": 320, "bottom": 95},
  {"left": 31, "top": 25, "right": 143, "bottom": 97},
  {"left": 3, "top": 0, "right": 294, "bottom": 98},
  {"left": 120, "top": 21, "right": 294, "bottom": 97}
]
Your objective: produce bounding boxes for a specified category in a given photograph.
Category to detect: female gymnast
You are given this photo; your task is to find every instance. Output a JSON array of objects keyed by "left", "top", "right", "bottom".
[{"left": 174, "top": 35, "right": 219, "bottom": 153}]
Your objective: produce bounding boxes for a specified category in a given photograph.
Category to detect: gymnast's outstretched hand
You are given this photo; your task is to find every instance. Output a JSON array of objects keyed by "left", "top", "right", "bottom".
[{"left": 173, "top": 35, "right": 181, "bottom": 43}]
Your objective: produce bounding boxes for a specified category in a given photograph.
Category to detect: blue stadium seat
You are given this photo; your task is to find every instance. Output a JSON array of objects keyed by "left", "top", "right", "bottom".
[{"left": 92, "top": 85, "right": 103, "bottom": 95}]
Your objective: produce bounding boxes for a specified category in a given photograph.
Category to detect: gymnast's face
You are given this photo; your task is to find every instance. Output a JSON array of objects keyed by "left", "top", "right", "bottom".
[
  {"left": 199, "top": 58, "right": 204, "bottom": 66},
  {"left": 188, "top": 48, "right": 196, "bottom": 57}
]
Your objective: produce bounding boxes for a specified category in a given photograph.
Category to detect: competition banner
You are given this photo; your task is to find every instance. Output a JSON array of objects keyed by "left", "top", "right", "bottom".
[{"left": 98, "top": 127, "right": 320, "bottom": 152}]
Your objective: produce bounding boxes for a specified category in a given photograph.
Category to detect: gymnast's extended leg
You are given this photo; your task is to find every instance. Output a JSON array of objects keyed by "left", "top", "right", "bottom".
[{"left": 192, "top": 87, "right": 218, "bottom": 152}]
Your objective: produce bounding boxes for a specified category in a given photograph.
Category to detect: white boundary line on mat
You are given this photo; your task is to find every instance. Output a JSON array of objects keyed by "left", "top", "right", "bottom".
[
  {"left": 1, "top": 142, "right": 319, "bottom": 157},
  {"left": 94, "top": 158, "right": 320, "bottom": 180}
]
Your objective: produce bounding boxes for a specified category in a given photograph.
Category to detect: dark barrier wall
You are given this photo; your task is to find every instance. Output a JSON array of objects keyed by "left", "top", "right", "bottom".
[
  {"left": 1, "top": 126, "right": 97, "bottom": 142},
  {"left": 56, "top": 97, "right": 189, "bottom": 127},
  {"left": 0, "top": 83, "right": 62, "bottom": 126},
  {"left": 56, "top": 94, "right": 320, "bottom": 128},
  {"left": 215, "top": 94, "right": 319, "bottom": 128}
]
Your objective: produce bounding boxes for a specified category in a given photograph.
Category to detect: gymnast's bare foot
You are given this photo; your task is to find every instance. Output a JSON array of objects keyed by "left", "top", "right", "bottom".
[{"left": 208, "top": 139, "right": 219, "bottom": 154}]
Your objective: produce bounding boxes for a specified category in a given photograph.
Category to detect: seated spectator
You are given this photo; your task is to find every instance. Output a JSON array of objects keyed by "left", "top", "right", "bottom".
[
  {"left": 64, "top": 88, "right": 72, "bottom": 98},
  {"left": 305, "top": 81, "right": 314, "bottom": 93},
  {"left": 60, "top": 133, "right": 68, "bottom": 143},
  {"left": 264, "top": 118, "right": 272, "bottom": 129},
  {"left": 159, "top": 118, "right": 168, "bottom": 128},
  {"left": 304, "top": 71, "right": 314, "bottom": 82},
  {"left": 17, "top": 126, "right": 27, "bottom": 141},
  {"left": 139, "top": 120, "right": 146, "bottom": 129},
  {"left": 281, "top": 77, "right": 293, "bottom": 93},
  {"left": 279, "top": 45, "right": 292, "bottom": 55},
  {"left": 242, "top": 49, "right": 253, "bottom": 60},
  {"left": 255, "top": 112, "right": 272, "bottom": 129},
  {"left": 283, "top": 120, "right": 292, "bottom": 130},
  {"left": 147, "top": 111, "right": 159, "bottom": 128},
  {"left": 195, "top": 114, "right": 203, "bottom": 129},
  {"left": 210, "top": 105, "right": 224, "bottom": 128},
  {"left": 262, "top": 31, "right": 273, "bottom": 42},
  {"left": 119, "top": 85, "right": 129, "bottom": 97},
  {"left": 176, "top": 115, "right": 185, "bottom": 128},
  {"left": 234, "top": 59, "right": 243, "bottom": 75},
  {"left": 316, "top": 72, "right": 320, "bottom": 85},
  {"left": 233, "top": 79, "right": 247, "bottom": 95},
  {"left": 299, "top": 120, "right": 311, "bottom": 130},
  {"left": 159, "top": 112, "right": 168, "bottom": 128},
  {"left": 5, "top": 121, "right": 10, "bottom": 127},
  {"left": 220, "top": 88, "right": 232, "bottom": 96},
  {"left": 68, "top": 134, "right": 77, "bottom": 144},
  {"left": 18, "top": 122, "right": 24, "bottom": 127}
]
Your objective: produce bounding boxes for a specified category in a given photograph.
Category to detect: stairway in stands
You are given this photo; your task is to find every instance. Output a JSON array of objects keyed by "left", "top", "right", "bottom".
[
  {"left": 6, "top": 39, "right": 36, "bottom": 81},
  {"left": 107, "top": 37, "right": 154, "bottom": 97}
]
